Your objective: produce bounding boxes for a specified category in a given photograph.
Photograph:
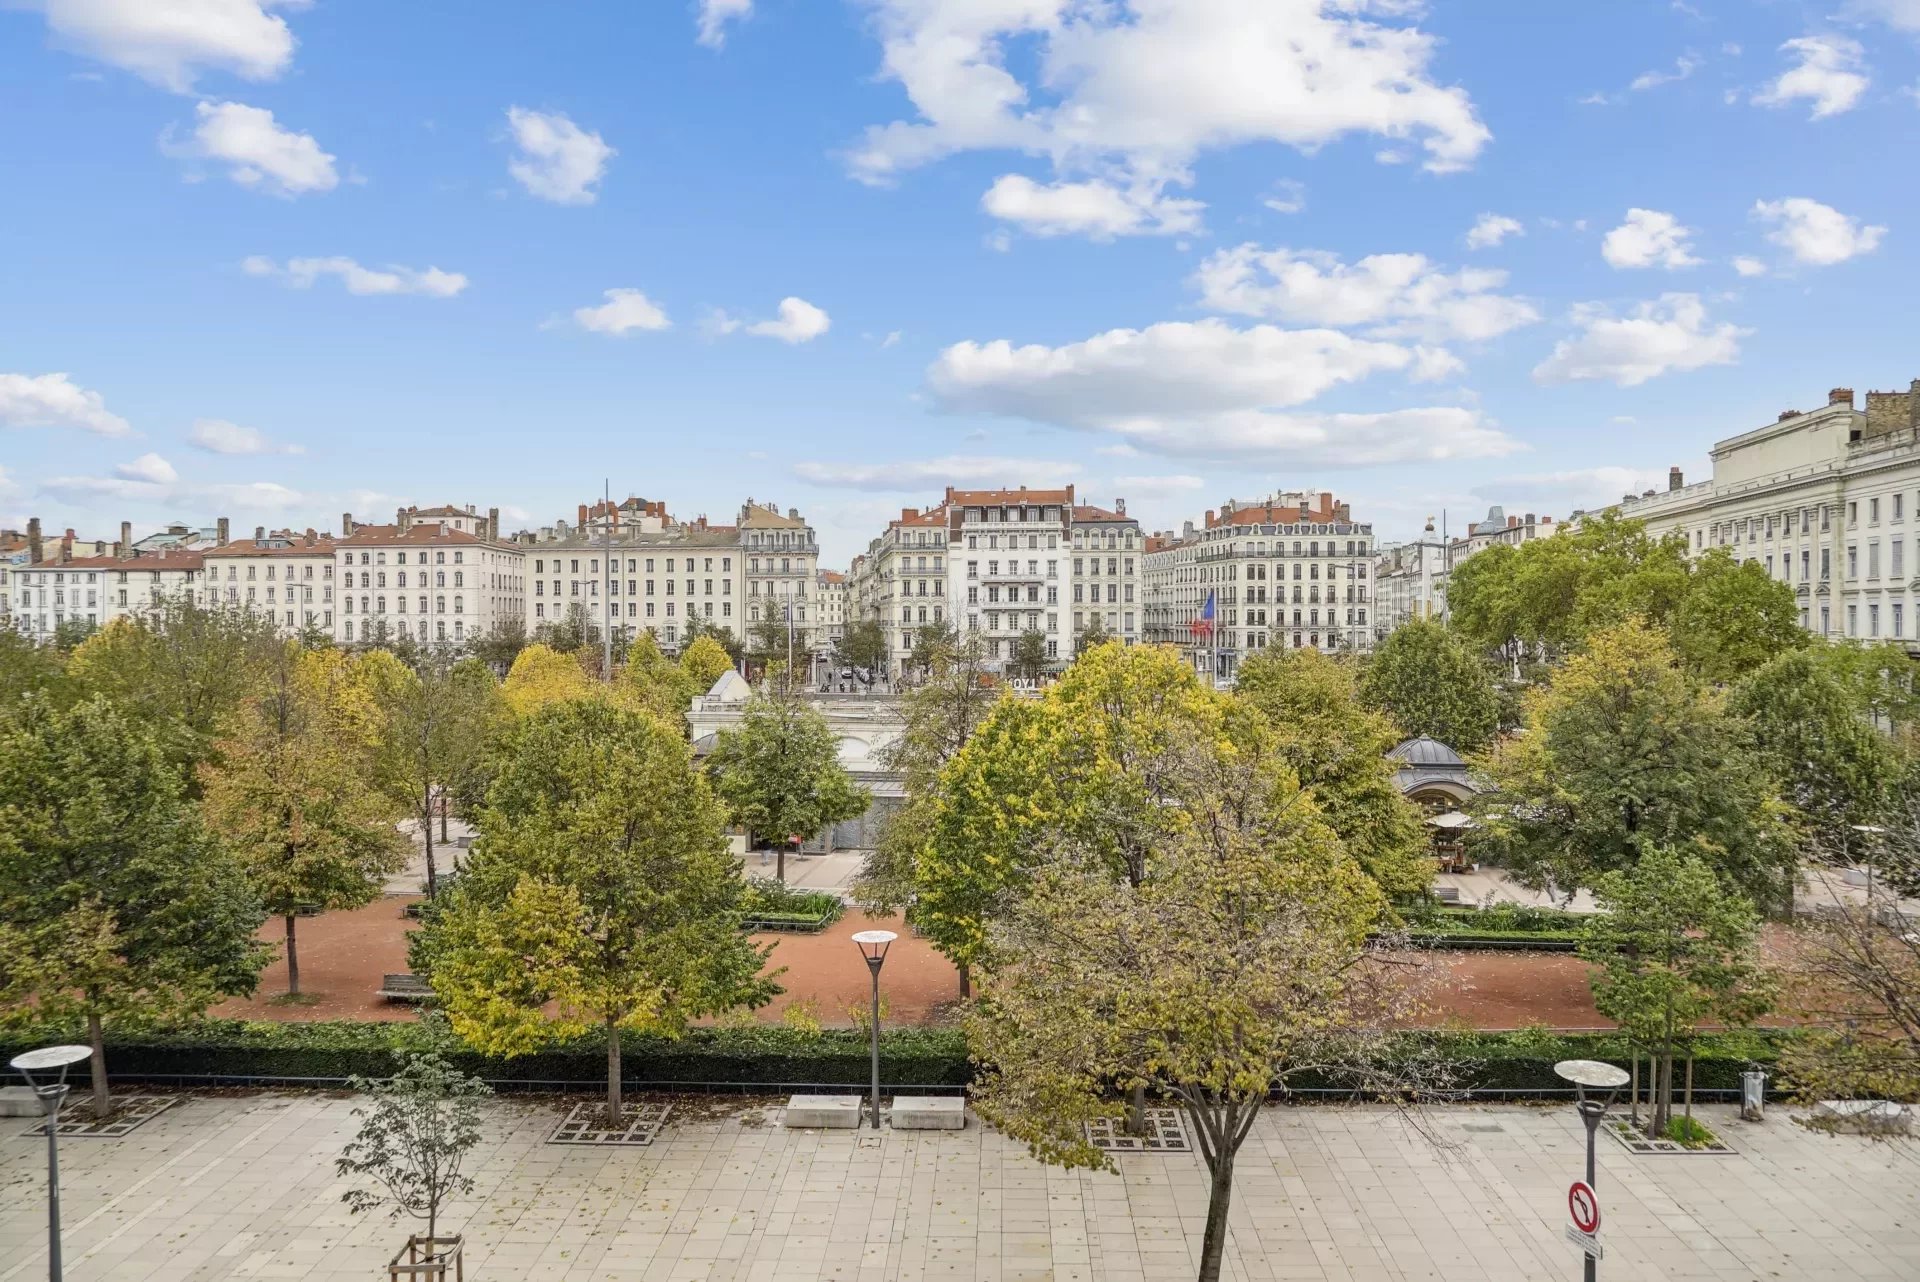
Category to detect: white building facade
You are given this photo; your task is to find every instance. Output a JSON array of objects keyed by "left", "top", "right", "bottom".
[
  {"left": 1603, "top": 383, "right": 1920, "bottom": 647},
  {"left": 201, "top": 528, "right": 337, "bottom": 636},
  {"left": 334, "top": 507, "right": 525, "bottom": 647},
  {"left": 946, "top": 486, "right": 1074, "bottom": 666}
]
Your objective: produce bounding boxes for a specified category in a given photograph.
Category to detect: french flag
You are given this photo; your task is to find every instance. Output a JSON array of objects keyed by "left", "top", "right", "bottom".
[{"left": 1188, "top": 589, "right": 1215, "bottom": 638}]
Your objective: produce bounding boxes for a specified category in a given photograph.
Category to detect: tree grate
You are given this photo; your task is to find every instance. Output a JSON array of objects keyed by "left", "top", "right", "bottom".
[
  {"left": 547, "top": 1102, "right": 672, "bottom": 1146},
  {"left": 24, "top": 1094, "right": 178, "bottom": 1138},
  {"left": 1085, "top": 1108, "right": 1191, "bottom": 1153},
  {"left": 1606, "top": 1119, "right": 1736, "bottom": 1156}
]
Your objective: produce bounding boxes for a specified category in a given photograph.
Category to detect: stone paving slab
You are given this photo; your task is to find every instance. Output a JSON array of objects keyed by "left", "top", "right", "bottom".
[{"left": 3, "top": 1094, "right": 1918, "bottom": 1280}]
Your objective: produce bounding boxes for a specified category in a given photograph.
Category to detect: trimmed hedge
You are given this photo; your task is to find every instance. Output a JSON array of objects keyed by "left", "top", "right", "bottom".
[
  {"left": 741, "top": 879, "right": 844, "bottom": 932},
  {"left": 0, "top": 1022, "right": 1791, "bottom": 1096}
]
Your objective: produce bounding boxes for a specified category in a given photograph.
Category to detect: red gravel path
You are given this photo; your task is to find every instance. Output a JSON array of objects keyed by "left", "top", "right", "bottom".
[{"left": 214, "top": 898, "right": 1616, "bottom": 1030}]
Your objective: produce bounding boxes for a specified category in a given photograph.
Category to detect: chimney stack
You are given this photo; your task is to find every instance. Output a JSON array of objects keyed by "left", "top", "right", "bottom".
[
  {"left": 119, "top": 520, "right": 132, "bottom": 558},
  {"left": 217, "top": 516, "right": 231, "bottom": 545},
  {"left": 1829, "top": 387, "right": 1855, "bottom": 408},
  {"left": 1669, "top": 466, "right": 1684, "bottom": 491},
  {"left": 487, "top": 506, "right": 499, "bottom": 541},
  {"left": 1115, "top": 497, "right": 1127, "bottom": 515},
  {"left": 27, "top": 517, "right": 42, "bottom": 565},
  {"left": 60, "top": 529, "right": 74, "bottom": 564},
  {"left": 341, "top": 513, "right": 354, "bottom": 537},
  {"left": 254, "top": 525, "right": 265, "bottom": 543},
  {"left": 396, "top": 506, "right": 410, "bottom": 532}
]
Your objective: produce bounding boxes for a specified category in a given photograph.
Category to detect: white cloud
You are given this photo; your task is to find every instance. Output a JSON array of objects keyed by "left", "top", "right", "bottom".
[
  {"left": 114, "top": 452, "right": 178, "bottom": 484},
  {"left": 1474, "top": 466, "right": 1673, "bottom": 515},
  {"left": 573, "top": 288, "right": 671, "bottom": 335},
  {"left": 21, "top": 0, "right": 301, "bottom": 92},
  {"left": 1263, "top": 180, "right": 1307, "bottom": 215},
  {"left": 1600, "top": 208, "right": 1701, "bottom": 270},
  {"left": 926, "top": 318, "right": 1520, "bottom": 464},
  {"left": 1732, "top": 256, "right": 1769, "bottom": 277},
  {"left": 880, "top": 330, "right": 903, "bottom": 348},
  {"left": 981, "top": 174, "right": 1203, "bottom": 238},
  {"left": 1752, "top": 197, "right": 1886, "bottom": 266},
  {"left": 1192, "top": 245, "right": 1540, "bottom": 344},
  {"left": 1630, "top": 54, "right": 1700, "bottom": 92},
  {"left": 696, "top": 0, "right": 753, "bottom": 47},
  {"left": 1753, "top": 35, "right": 1869, "bottom": 119},
  {"left": 793, "top": 454, "right": 1074, "bottom": 491},
  {"left": 0, "top": 372, "right": 132, "bottom": 437},
  {"left": 1465, "top": 213, "right": 1524, "bottom": 250},
  {"left": 1846, "top": 1, "right": 1920, "bottom": 30},
  {"left": 1533, "top": 293, "right": 1747, "bottom": 387},
  {"left": 739, "top": 297, "right": 831, "bottom": 344},
  {"left": 505, "top": 107, "right": 614, "bottom": 205},
  {"left": 188, "top": 417, "right": 303, "bottom": 455},
  {"left": 163, "top": 100, "right": 336, "bottom": 196},
  {"left": 243, "top": 255, "right": 468, "bottom": 297},
  {"left": 847, "top": 0, "right": 1491, "bottom": 196}
]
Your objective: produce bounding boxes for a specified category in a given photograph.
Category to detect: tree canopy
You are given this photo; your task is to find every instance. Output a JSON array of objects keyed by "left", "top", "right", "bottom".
[
  {"left": 0, "top": 695, "right": 268, "bottom": 1114},
  {"left": 1470, "top": 619, "right": 1796, "bottom": 907},
  {"left": 422, "top": 699, "right": 773, "bottom": 1122},
  {"left": 707, "top": 686, "right": 868, "bottom": 882},
  {"left": 1357, "top": 619, "right": 1500, "bottom": 753},
  {"left": 500, "top": 643, "right": 592, "bottom": 716}
]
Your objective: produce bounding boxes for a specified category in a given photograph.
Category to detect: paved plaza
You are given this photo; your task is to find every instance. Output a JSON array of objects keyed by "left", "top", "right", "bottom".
[{"left": 3, "top": 1093, "right": 1917, "bottom": 1281}]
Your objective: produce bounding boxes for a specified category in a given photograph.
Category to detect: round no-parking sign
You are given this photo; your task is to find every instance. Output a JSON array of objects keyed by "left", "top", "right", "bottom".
[{"left": 1568, "top": 1181, "right": 1600, "bottom": 1235}]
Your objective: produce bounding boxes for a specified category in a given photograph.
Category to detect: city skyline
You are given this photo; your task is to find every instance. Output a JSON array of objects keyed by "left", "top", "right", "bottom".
[{"left": 5, "top": 2, "right": 1920, "bottom": 566}]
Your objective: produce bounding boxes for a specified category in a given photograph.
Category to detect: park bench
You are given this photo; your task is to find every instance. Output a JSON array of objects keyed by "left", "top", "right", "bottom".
[{"left": 377, "top": 973, "right": 435, "bottom": 1003}]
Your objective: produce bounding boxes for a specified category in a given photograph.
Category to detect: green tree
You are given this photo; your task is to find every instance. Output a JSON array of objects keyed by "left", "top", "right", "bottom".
[
  {"left": 336, "top": 1052, "right": 491, "bottom": 1249},
  {"left": 907, "top": 618, "right": 960, "bottom": 676},
  {"left": 368, "top": 652, "right": 505, "bottom": 896},
  {"left": 681, "top": 616, "right": 744, "bottom": 665},
  {"left": 708, "top": 687, "right": 869, "bottom": 883},
  {"left": 679, "top": 634, "right": 736, "bottom": 693},
  {"left": 1669, "top": 548, "right": 1804, "bottom": 683},
  {"left": 0, "top": 631, "right": 71, "bottom": 712},
  {"left": 1731, "top": 647, "right": 1906, "bottom": 854},
  {"left": 64, "top": 593, "right": 281, "bottom": 776},
  {"left": 466, "top": 618, "right": 529, "bottom": 675},
  {"left": 1234, "top": 647, "right": 1433, "bottom": 897},
  {"left": 1581, "top": 846, "right": 1773, "bottom": 1139},
  {"left": 1073, "top": 614, "right": 1113, "bottom": 656},
  {"left": 423, "top": 700, "right": 774, "bottom": 1124},
  {"left": 1472, "top": 619, "right": 1796, "bottom": 907},
  {"left": 201, "top": 645, "right": 410, "bottom": 995},
  {"left": 833, "top": 618, "right": 889, "bottom": 681},
  {"left": 0, "top": 696, "right": 268, "bottom": 1115},
  {"left": 1008, "top": 628, "right": 1050, "bottom": 680},
  {"left": 969, "top": 734, "right": 1441, "bottom": 1282},
  {"left": 1358, "top": 620, "right": 1500, "bottom": 752},
  {"left": 620, "top": 631, "right": 695, "bottom": 727},
  {"left": 748, "top": 613, "right": 806, "bottom": 673},
  {"left": 1819, "top": 641, "right": 1920, "bottom": 739}
]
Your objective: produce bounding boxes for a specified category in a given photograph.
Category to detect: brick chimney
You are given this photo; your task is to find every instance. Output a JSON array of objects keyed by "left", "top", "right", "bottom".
[
  {"left": 396, "top": 506, "right": 411, "bottom": 533},
  {"left": 119, "top": 520, "right": 133, "bottom": 558},
  {"left": 1830, "top": 387, "right": 1855, "bottom": 408},
  {"left": 1669, "top": 466, "right": 1684, "bottom": 491},
  {"left": 487, "top": 506, "right": 500, "bottom": 541},
  {"left": 578, "top": 503, "right": 589, "bottom": 528},
  {"left": 1115, "top": 497, "right": 1127, "bottom": 515},
  {"left": 217, "top": 516, "right": 231, "bottom": 545},
  {"left": 1319, "top": 491, "right": 1333, "bottom": 515},
  {"left": 60, "top": 529, "right": 74, "bottom": 563},
  {"left": 26, "top": 517, "right": 41, "bottom": 564}
]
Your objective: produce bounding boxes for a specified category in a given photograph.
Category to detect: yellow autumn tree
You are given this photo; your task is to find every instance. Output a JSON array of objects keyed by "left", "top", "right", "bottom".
[{"left": 501, "top": 643, "right": 592, "bottom": 716}]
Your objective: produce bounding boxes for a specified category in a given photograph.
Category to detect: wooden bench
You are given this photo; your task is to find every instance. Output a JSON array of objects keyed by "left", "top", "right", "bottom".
[{"left": 377, "top": 973, "right": 435, "bottom": 1003}]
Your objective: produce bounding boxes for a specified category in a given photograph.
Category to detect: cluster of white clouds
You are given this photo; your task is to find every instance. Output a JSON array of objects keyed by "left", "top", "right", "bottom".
[
  {"left": 847, "top": 0, "right": 1490, "bottom": 243},
  {"left": 188, "top": 418, "right": 303, "bottom": 456},
  {"left": 572, "top": 291, "right": 833, "bottom": 345},
  {"left": 1, "top": 372, "right": 132, "bottom": 437},
  {"left": 793, "top": 455, "right": 1075, "bottom": 492},
  {"left": 160, "top": 99, "right": 337, "bottom": 196},
  {"left": 1533, "top": 294, "right": 1747, "bottom": 388},
  {"left": 243, "top": 256, "right": 468, "bottom": 297},
  {"left": 1753, "top": 35, "right": 1870, "bottom": 119},
  {"left": 696, "top": 0, "right": 754, "bottom": 49},
  {"left": 706, "top": 297, "right": 834, "bottom": 344},
  {"left": 1465, "top": 214, "right": 1524, "bottom": 250},
  {"left": 1753, "top": 197, "right": 1887, "bottom": 266},
  {"left": 1601, "top": 209, "right": 1702, "bottom": 270},
  {"left": 22, "top": 0, "right": 301, "bottom": 92}
]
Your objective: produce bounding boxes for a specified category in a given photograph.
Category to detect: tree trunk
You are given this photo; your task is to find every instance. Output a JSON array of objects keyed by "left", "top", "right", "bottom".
[
  {"left": 1684, "top": 1054, "right": 1694, "bottom": 1127},
  {"left": 776, "top": 840, "right": 788, "bottom": 886},
  {"left": 1126, "top": 1083, "right": 1148, "bottom": 1137},
  {"left": 283, "top": 913, "right": 301, "bottom": 996},
  {"left": 605, "top": 1019, "right": 622, "bottom": 1128},
  {"left": 957, "top": 962, "right": 971, "bottom": 1001},
  {"left": 423, "top": 785, "right": 438, "bottom": 896},
  {"left": 86, "top": 1009, "right": 109, "bottom": 1119},
  {"left": 439, "top": 795, "right": 449, "bottom": 844},
  {"left": 1196, "top": 1149, "right": 1237, "bottom": 1282}
]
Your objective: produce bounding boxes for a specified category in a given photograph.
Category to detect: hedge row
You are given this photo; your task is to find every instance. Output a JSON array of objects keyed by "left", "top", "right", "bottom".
[{"left": 0, "top": 1022, "right": 1791, "bottom": 1095}]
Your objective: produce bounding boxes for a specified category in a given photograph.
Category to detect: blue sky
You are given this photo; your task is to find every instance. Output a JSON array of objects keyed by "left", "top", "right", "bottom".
[{"left": 3, "top": 0, "right": 1918, "bottom": 565}]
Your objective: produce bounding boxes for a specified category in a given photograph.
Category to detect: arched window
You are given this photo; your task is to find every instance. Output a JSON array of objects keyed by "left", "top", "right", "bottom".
[
  {"left": 395, "top": 596, "right": 406, "bottom": 614},
  {"left": 376, "top": 596, "right": 386, "bottom": 614},
  {"left": 435, "top": 596, "right": 446, "bottom": 614},
  {"left": 436, "top": 572, "right": 445, "bottom": 587},
  {"left": 453, "top": 571, "right": 463, "bottom": 587},
  {"left": 344, "top": 622, "right": 354, "bottom": 641},
  {"left": 453, "top": 597, "right": 463, "bottom": 614},
  {"left": 436, "top": 621, "right": 446, "bottom": 641}
]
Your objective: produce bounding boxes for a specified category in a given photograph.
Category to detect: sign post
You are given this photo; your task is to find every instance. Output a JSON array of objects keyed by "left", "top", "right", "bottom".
[{"left": 1553, "top": 1060, "right": 1628, "bottom": 1281}]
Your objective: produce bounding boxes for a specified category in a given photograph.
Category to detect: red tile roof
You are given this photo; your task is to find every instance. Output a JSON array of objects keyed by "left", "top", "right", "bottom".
[
  {"left": 17, "top": 550, "right": 204, "bottom": 572},
  {"left": 339, "top": 524, "right": 489, "bottom": 547},
  {"left": 943, "top": 486, "right": 1074, "bottom": 507}
]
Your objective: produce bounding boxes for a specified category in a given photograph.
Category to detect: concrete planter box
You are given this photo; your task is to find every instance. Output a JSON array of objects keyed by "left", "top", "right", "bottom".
[
  {"left": 783, "top": 1095, "right": 862, "bottom": 1128},
  {"left": 891, "top": 1096, "right": 965, "bottom": 1130}
]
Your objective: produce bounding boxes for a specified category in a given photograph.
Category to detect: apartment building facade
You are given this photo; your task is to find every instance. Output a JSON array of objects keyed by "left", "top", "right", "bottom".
[
  {"left": 946, "top": 486, "right": 1075, "bottom": 665},
  {"left": 1070, "top": 500, "right": 1143, "bottom": 648},
  {"left": 741, "top": 500, "right": 820, "bottom": 643},
  {"left": 10, "top": 538, "right": 206, "bottom": 641},
  {"left": 1602, "top": 383, "right": 1920, "bottom": 646},
  {"left": 201, "top": 527, "right": 337, "bottom": 636},
  {"left": 1143, "top": 492, "right": 1374, "bottom": 678},
  {"left": 334, "top": 505, "right": 524, "bottom": 647},
  {"left": 851, "top": 502, "right": 950, "bottom": 673},
  {"left": 525, "top": 524, "right": 741, "bottom": 650}
]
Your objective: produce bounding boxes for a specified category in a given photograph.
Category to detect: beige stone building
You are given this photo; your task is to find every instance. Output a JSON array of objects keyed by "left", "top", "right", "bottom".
[
  {"left": 850, "top": 502, "right": 951, "bottom": 674},
  {"left": 202, "top": 526, "right": 338, "bottom": 635},
  {"left": 1143, "top": 492, "right": 1375, "bottom": 679},
  {"left": 1070, "top": 499, "right": 1144, "bottom": 649},
  {"left": 1602, "top": 382, "right": 1920, "bottom": 647},
  {"left": 946, "top": 486, "right": 1074, "bottom": 666},
  {"left": 525, "top": 517, "right": 742, "bottom": 651},
  {"left": 741, "top": 500, "right": 820, "bottom": 649},
  {"left": 9, "top": 519, "right": 205, "bottom": 642},
  {"left": 335, "top": 505, "right": 524, "bottom": 648}
]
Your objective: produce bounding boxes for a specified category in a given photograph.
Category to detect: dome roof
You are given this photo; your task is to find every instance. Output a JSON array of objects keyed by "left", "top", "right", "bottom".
[{"left": 1387, "top": 735, "right": 1465, "bottom": 768}]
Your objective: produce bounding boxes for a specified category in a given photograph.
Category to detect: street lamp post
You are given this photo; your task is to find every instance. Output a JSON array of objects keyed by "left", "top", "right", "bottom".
[
  {"left": 11, "top": 1044, "right": 94, "bottom": 1282},
  {"left": 1554, "top": 1058, "right": 1629, "bottom": 1282},
  {"left": 1850, "top": 823, "right": 1888, "bottom": 912},
  {"left": 852, "top": 930, "right": 896, "bottom": 1130}
]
